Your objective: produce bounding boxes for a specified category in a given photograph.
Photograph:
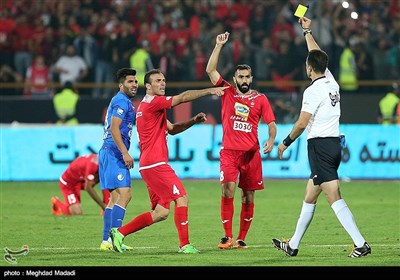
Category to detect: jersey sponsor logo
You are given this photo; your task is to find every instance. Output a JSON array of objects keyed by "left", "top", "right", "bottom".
[
  {"left": 234, "top": 102, "right": 250, "bottom": 120},
  {"left": 117, "top": 173, "right": 124, "bottom": 181},
  {"left": 117, "top": 108, "right": 124, "bottom": 115},
  {"left": 222, "top": 220, "right": 229, "bottom": 224}
]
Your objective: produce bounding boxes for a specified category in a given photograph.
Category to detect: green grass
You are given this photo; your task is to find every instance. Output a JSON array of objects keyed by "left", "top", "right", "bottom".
[{"left": 0, "top": 179, "right": 399, "bottom": 269}]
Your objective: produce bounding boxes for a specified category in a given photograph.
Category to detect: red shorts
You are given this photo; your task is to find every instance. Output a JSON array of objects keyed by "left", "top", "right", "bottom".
[
  {"left": 220, "top": 149, "right": 265, "bottom": 191},
  {"left": 139, "top": 164, "right": 186, "bottom": 209},
  {"left": 59, "top": 178, "right": 82, "bottom": 206}
]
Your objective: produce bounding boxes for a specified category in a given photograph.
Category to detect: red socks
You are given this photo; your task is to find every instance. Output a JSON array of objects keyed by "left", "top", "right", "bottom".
[{"left": 221, "top": 197, "right": 234, "bottom": 238}]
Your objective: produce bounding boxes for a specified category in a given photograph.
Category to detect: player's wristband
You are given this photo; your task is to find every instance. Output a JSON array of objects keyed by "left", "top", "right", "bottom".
[
  {"left": 283, "top": 135, "right": 294, "bottom": 147},
  {"left": 303, "top": 29, "right": 312, "bottom": 36}
]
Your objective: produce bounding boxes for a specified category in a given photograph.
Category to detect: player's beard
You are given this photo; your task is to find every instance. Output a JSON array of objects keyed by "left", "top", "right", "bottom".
[
  {"left": 123, "top": 85, "right": 136, "bottom": 98},
  {"left": 237, "top": 82, "right": 251, "bottom": 94}
]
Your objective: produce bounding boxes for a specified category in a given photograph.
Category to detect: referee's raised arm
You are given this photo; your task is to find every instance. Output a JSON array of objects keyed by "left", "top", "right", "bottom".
[{"left": 299, "top": 17, "right": 320, "bottom": 51}]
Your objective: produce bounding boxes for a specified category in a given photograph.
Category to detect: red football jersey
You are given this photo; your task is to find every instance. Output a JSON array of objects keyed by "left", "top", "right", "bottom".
[
  {"left": 216, "top": 76, "right": 275, "bottom": 151},
  {"left": 136, "top": 94, "right": 173, "bottom": 168},
  {"left": 61, "top": 154, "right": 99, "bottom": 189}
]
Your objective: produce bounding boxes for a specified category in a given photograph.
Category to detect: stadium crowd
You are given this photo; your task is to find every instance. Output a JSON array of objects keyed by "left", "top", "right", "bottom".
[{"left": 0, "top": 0, "right": 399, "bottom": 101}]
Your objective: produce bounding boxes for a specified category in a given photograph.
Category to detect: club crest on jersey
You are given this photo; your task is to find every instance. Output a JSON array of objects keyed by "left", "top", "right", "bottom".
[
  {"left": 117, "top": 108, "right": 124, "bottom": 115},
  {"left": 234, "top": 102, "right": 250, "bottom": 121},
  {"left": 329, "top": 91, "right": 340, "bottom": 106},
  {"left": 117, "top": 173, "right": 124, "bottom": 181}
]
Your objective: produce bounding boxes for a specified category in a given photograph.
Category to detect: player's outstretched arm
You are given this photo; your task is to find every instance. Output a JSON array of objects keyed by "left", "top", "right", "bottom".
[{"left": 171, "top": 86, "right": 227, "bottom": 107}]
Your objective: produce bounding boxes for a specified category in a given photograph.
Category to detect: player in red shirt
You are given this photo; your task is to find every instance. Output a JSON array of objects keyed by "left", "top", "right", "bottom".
[
  {"left": 51, "top": 154, "right": 110, "bottom": 216},
  {"left": 109, "top": 69, "right": 227, "bottom": 254},
  {"left": 206, "top": 32, "right": 277, "bottom": 249}
]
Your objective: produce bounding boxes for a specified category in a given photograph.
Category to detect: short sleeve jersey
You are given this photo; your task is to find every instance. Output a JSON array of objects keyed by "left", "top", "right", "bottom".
[
  {"left": 301, "top": 69, "right": 341, "bottom": 139},
  {"left": 102, "top": 92, "right": 136, "bottom": 157},
  {"left": 62, "top": 154, "right": 99, "bottom": 189},
  {"left": 136, "top": 94, "right": 173, "bottom": 167},
  {"left": 215, "top": 76, "right": 276, "bottom": 151}
]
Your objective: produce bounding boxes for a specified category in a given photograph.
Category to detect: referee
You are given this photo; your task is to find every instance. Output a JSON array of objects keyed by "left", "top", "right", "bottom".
[{"left": 271, "top": 16, "right": 371, "bottom": 258}]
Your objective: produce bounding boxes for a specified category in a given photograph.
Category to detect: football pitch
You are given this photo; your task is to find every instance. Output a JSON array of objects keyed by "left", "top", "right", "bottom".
[{"left": 0, "top": 179, "right": 399, "bottom": 271}]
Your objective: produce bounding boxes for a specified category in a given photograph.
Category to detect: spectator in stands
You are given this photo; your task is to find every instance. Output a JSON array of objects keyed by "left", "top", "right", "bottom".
[
  {"left": 23, "top": 55, "right": 52, "bottom": 98},
  {"left": 248, "top": 3, "right": 270, "bottom": 46},
  {"left": 115, "top": 20, "right": 137, "bottom": 70},
  {"left": 0, "top": 0, "right": 398, "bottom": 108},
  {"left": 73, "top": 26, "right": 97, "bottom": 95},
  {"left": 338, "top": 39, "right": 359, "bottom": 93},
  {"left": 129, "top": 40, "right": 154, "bottom": 87},
  {"left": 378, "top": 83, "right": 400, "bottom": 125},
  {"left": 354, "top": 41, "right": 375, "bottom": 93},
  {"left": 93, "top": 24, "right": 118, "bottom": 98},
  {"left": 253, "top": 36, "right": 277, "bottom": 92},
  {"left": 0, "top": 64, "right": 23, "bottom": 96},
  {"left": 12, "top": 14, "right": 34, "bottom": 79},
  {"left": 272, "top": 39, "right": 302, "bottom": 94},
  {"left": 53, "top": 81, "right": 79, "bottom": 125},
  {"left": 53, "top": 44, "right": 88, "bottom": 86},
  {"left": 0, "top": 8, "right": 16, "bottom": 68}
]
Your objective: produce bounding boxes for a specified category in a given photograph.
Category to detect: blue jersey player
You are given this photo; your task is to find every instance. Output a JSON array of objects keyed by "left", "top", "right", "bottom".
[{"left": 99, "top": 68, "right": 137, "bottom": 251}]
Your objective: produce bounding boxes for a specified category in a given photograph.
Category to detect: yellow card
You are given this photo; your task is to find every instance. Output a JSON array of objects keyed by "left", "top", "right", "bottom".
[{"left": 294, "top": 4, "right": 308, "bottom": 17}]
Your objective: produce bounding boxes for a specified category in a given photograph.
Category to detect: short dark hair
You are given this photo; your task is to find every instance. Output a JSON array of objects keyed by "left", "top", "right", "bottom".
[
  {"left": 234, "top": 64, "right": 252, "bottom": 75},
  {"left": 307, "top": 50, "right": 328, "bottom": 74},
  {"left": 116, "top": 68, "right": 136, "bottom": 83},
  {"left": 64, "top": 81, "right": 73, "bottom": 89},
  {"left": 144, "top": 69, "right": 163, "bottom": 85}
]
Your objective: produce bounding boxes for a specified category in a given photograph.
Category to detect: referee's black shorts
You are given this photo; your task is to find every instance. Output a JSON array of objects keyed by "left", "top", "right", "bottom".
[{"left": 307, "top": 137, "right": 341, "bottom": 185}]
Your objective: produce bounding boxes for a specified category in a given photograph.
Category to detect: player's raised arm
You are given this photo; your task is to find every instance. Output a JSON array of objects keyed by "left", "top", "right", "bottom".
[
  {"left": 299, "top": 17, "right": 320, "bottom": 51},
  {"left": 206, "top": 32, "right": 229, "bottom": 85}
]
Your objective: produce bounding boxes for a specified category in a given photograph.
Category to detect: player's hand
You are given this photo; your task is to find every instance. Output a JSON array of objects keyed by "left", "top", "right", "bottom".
[
  {"left": 193, "top": 112, "right": 207, "bottom": 123},
  {"left": 277, "top": 143, "right": 288, "bottom": 159},
  {"left": 263, "top": 139, "right": 274, "bottom": 154},
  {"left": 216, "top": 32, "right": 229, "bottom": 45},
  {"left": 123, "top": 153, "right": 134, "bottom": 169},
  {"left": 209, "top": 86, "right": 228, "bottom": 96}
]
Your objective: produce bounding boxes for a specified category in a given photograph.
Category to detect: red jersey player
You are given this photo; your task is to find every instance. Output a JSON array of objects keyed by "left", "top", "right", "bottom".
[
  {"left": 109, "top": 69, "right": 227, "bottom": 254},
  {"left": 206, "top": 31, "right": 277, "bottom": 249},
  {"left": 51, "top": 154, "right": 109, "bottom": 216}
]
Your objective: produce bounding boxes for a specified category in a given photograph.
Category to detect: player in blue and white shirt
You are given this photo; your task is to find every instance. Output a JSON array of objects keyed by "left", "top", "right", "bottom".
[
  {"left": 99, "top": 68, "right": 137, "bottom": 251},
  {"left": 272, "top": 17, "right": 371, "bottom": 258}
]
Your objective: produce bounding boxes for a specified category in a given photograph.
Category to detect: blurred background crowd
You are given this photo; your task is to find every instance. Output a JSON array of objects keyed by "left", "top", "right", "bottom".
[{"left": 0, "top": 0, "right": 399, "bottom": 123}]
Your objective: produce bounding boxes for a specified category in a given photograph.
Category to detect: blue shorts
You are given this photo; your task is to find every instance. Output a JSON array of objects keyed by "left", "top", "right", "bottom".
[{"left": 99, "top": 146, "right": 131, "bottom": 190}]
